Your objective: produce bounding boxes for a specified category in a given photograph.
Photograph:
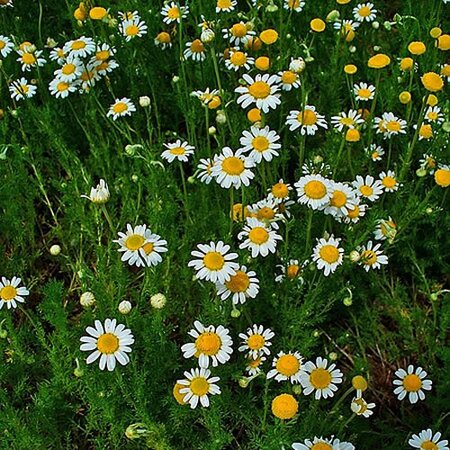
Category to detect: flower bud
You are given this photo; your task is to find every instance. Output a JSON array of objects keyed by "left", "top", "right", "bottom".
[
  {"left": 201, "top": 28, "right": 215, "bottom": 43},
  {"left": 139, "top": 96, "right": 151, "bottom": 107},
  {"left": 80, "top": 291, "right": 96, "bottom": 307},
  {"left": 118, "top": 300, "right": 132, "bottom": 315},
  {"left": 216, "top": 110, "right": 227, "bottom": 124},
  {"left": 125, "top": 423, "right": 151, "bottom": 440},
  {"left": 172, "top": 75, "right": 180, "bottom": 83},
  {"left": 349, "top": 250, "right": 360, "bottom": 262},
  {"left": 289, "top": 57, "right": 306, "bottom": 74},
  {"left": 50, "top": 244, "right": 61, "bottom": 256},
  {"left": 416, "top": 168, "right": 427, "bottom": 177},
  {"left": 208, "top": 126, "right": 216, "bottom": 135},
  {"left": 150, "top": 293, "right": 167, "bottom": 309},
  {"left": 372, "top": 21, "right": 380, "bottom": 29},
  {"left": 239, "top": 377, "right": 249, "bottom": 388},
  {"left": 329, "top": 352, "right": 338, "bottom": 361},
  {"left": 292, "top": 385, "right": 302, "bottom": 395},
  {"left": 231, "top": 308, "right": 241, "bottom": 318},
  {"left": 326, "top": 10, "right": 340, "bottom": 22}
]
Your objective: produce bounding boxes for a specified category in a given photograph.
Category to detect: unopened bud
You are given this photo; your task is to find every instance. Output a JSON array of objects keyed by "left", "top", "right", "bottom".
[
  {"left": 118, "top": 300, "right": 132, "bottom": 315},
  {"left": 50, "top": 244, "right": 61, "bottom": 256}
]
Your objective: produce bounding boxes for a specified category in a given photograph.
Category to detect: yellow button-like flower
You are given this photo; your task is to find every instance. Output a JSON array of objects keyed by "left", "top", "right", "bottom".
[
  {"left": 344, "top": 64, "right": 357, "bottom": 75},
  {"left": 437, "top": 34, "right": 450, "bottom": 51},
  {"left": 352, "top": 375, "right": 368, "bottom": 392},
  {"left": 407, "top": 41, "right": 426, "bottom": 55},
  {"left": 336, "top": 0, "right": 351, "bottom": 4},
  {"left": 260, "top": 29, "right": 278, "bottom": 45},
  {"left": 421, "top": 72, "right": 444, "bottom": 92},
  {"left": 368, "top": 53, "right": 391, "bottom": 69},
  {"left": 430, "top": 27, "right": 442, "bottom": 39},
  {"left": 247, "top": 108, "right": 261, "bottom": 123},
  {"left": 426, "top": 94, "right": 438, "bottom": 107},
  {"left": 310, "top": 18, "right": 326, "bottom": 32},
  {"left": 74, "top": 7, "right": 87, "bottom": 21},
  {"left": 255, "top": 56, "right": 270, "bottom": 71},
  {"left": 271, "top": 394, "right": 298, "bottom": 420},
  {"left": 399, "top": 91, "right": 411, "bottom": 104},
  {"left": 434, "top": 167, "right": 450, "bottom": 188},
  {"left": 346, "top": 129, "right": 360, "bottom": 142}
]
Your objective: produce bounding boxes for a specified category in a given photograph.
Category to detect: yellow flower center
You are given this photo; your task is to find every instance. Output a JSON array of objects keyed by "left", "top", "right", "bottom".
[
  {"left": 252, "top": 136, "right": 270, "bottom": 152},
  {"left": 382, "top": 176, "right": 396, "bottom": 188},
  {"left": 71, "top": 40, "right": 86, "bottom": 50},
  {"left": 97, "top": 333, "right": 119, "bottom": 354},
  {"left": 57, "top": 82, "right": 69, "bottom": 92},
  {"left": 230, "top": 51, "right": 247, "bottom": 66},
  {"left": 282, "top": 71, "right": 297, "bottom": 84},
  {"left": 222, "top": 156, "right": 245, "bottom": 175},
  {"left": 421, "top": 441, "right": 438, "bottom": 450},
  {"left": 340, "top": 117, "right": 355, "bottom": 127},
  {"left": 248, "top": 81, "right": 271, "bottom": 99},
  {"left": 248, "top": 357, "right": 262, "bottom": 368},
  {"left": 126, "top": 24, "right": 140, "bottom": 36},
  {"left": 353, "top": 398, "right": 368, "bottom": 414},
  {"left": 311, "top": 443, "right": 333, "bottom": 450},
  {"left": 173, "top": 382, "right": 187, "bottom": 405},
  {"left": 421, "top": 72, "right": 443, "bottom": 92},
  {"left": 203, "top": 251, "right": 225, "bottom": 270},
  {"left": 195, "top": 332, "right": 221, "bottom": 355},
  {"left": 372, "top": 151, "right": 379, "bottom": 159},
  {"left": 157, "top": 32, "right": 171, "bottom": 44},
  {"left": 347, "top": 205, "right": 360, "bottom": 218},
  {"left": 169, "top": 146, "right": 186, "bottom": 155},
  {"left": 386, "top": 121, "right": 401, "bottom": 132},
  {"left": 22, "top": 53, "right": 36, "bottom": 65},
  {"left": 330, "top": 190, "right": 347, "bottom": 208},
  {"left": 419, "top": 124, "right": 433, "bottom": 139},
  {"left": 402, "top": 374, "right": 422, "bottom": 392},
  {"left": 359, "top": 185, "right": 373, "bottom": 197},
  {"left": 358, "top": 5, "right": 371, "bottom": 17},
  {"left": 287, "top": 0, "right": 301, "bottom": 8},
  {"left": 0, "top": 41, "right": 5, "bottom": 50},
  {"left": 231, "top": 23, "right": 247, "bottom": 37},
  {"left": 272, "top": 394, "right": 298, "bottom": 420},
  {"left": 361, "top": 250, "right": 377, "bottom": 265},
  {"left": 310, "top": 368, "right": 332, "bottom": 389},
  {"left": 142, "top": 242, "right": 154, "bottom": 254},
  {"left": 248, "top": 227, "right": 269, "bottom": 245},
  {"left": 217, "top": 0, "right": 232, "bottom": 9},
  {"left": 190, "top": 39, "right": 204, "bottom": 53},
  {"left": 358, "top": 88, "right": 372, "bottom": 99},
  {"left": 297, "top": 110, "right": 317, "bottom": 125},
  {"left": 0, "top": 286, "right": 17, "bottom": 301},
  {"left": 96, "top": 50, "right": 110, "bottom": 61},
  {"left": 113, "top": 102, "right": 128, "bottom": 114},
  {"left": 62, "top": 63, "right": 76, "bottom": 75},
  {"left": 276, "top": 354, "right": 300, "bottom": 376},
  {"left": 319, "top": 245, "right": 340, "bottom": 264},
  {"left": 287, "top": 264, "right": 300, "bottom": 279},
  {"left": 225, "top": 270, "right": 250, "bottom": 293},
  {"left": 435, "top": 169, "right": 450, "bottom": 187},
  {"left": 304, "top": 180, "right": 327, "bottom": 199},
  {"left": 257, "top": 207, "right": 275, "bottom": 220},
  {"left": 247, "top": 334, "right": 265, "bottom": 350},
  {"left": 125, "top": 234, "right": 145, "bottom": 250},
  {"left": 167, "top": 6, "right": 180, "bottom": 19},
  {"left": 427, "top": 112, "right": 438, "bottom": 121},
  {"left": 190, "top": 376, "right": 210, "bottom": 396},
  {"left": 272, "top": 183, "right": 289, "bottom": 198}
]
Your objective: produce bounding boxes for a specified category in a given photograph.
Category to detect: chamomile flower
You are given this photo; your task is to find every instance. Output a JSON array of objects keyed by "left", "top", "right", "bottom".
[
  {"left": 367, "top": 144, "right": 385, "bottom": 162},
  {"left": 334, "top": 20, "right": 361, "bottom": 40},
  {"left": 293, "top": 437, "right": 354, "bottom": 450},
  {"left": 324, "top": 182, "right": 359, "bottom": 218},
  {"left": 374, "top": 112, "right": 407, "bottom": 139},
  {"left": 267, "top": 351, "right": 304, "bottom": 383},
  {"left": 238, "top": 218, "right": 282, "bottom": 258},
  {"left": 235, "top": 73, "right": 281, "bottom": 114},
  {"left": 63, "top": 36, "right": 95, "bottom": 58},
  {"left": 286, "top": 105, "right": 328, "bottom": 135},
  {"left": 16, "top": 49, "right": 46, "bottom": 72},
  {"left": 379, "top": 170, "right": 400, "bottom": 192},
  {"left": 275, "top": 259, "right": 308, "bottom": 283},
  {"left": 120, "top": 19, "right": 148, "bottom": 42},
  {"left": 352, "top": 175, "right": 383, "bottom": 202},
  {"left": 9, "top": 77, "right": 37, "bottom": 101},
  {"left": 90, "top": 43, "right": 116, "bottom": 64},
  {"left": 118, "top": 10, "right": 140, "bottom": 21},
  {"left": 49, "top": 47, "right": 66, "bottom": 64},
  {"left": 245, "top": 355, "right": 267, "bottom": 375},
  {"left": 53, "top": 56, "right": 83, "bottom": 82},
  {"left": 239, "top": 126, "right": 281, "bottom": 163},
  {"left": 192, "top": 88, "right": 219, "bottom": 106},
  {"left": 393, "top": 365, "right": 432, "bottom": 404},
  {"left": 353, "top": 2, "right": 377, "bottom": 22},
  {"left": 353, "top": 82, "right": 375, "bottom": 101},
  {"left": 216, "top": 265, "right": 260, "bottom": 305},
  {"left": 351, "top": 397, "right": 376, "bottom": 418},
  {"left": 374, "top": 217, "right": 397, "bottom": 242},
  {"left": 154, "top": 31, "right": 172, "bottom": 50},
  {"left": 342, "top": 201, "right": 368, "bottom": 224},
  {"left": 107, "top": 98, "right": 136, "bottom": 120},
  {"left": 162, "top": 139, "right": 195, "bottom": 163},
  {"left": 0, "top": 277, "right": 29, "bottom": 310},
  {"left": 216, "top": 0, "right": 237, "bottom": 12},
  {"left": 295, "top": 174, "right": 332, "bottom": 209},
  {"left": 212, "top": 147, "right": 255, "bottom": 189},
  {"left": 197, "top": 157, "right": 216, "bottom": 184},
  {"left": 238, "top": 324, "right": 274, "bottom": 359},
  {"left": 419, "top": 153, "right": 437, "bottom": 173},
  {"left": 188, "top": 241, "right": 239, "bottom": 283},
  {"left": 357, "top": 241, "right": 388, "bottom": 271},
  {"left": 177, "top": 367, "right": 221, "bottom": 409},
  {"left": 0, "top": 35, "right": 14, "bottom": 58},
  {"left": 268, "top": 179, "right": 292, "bottom": 203},
  {"left": 80, "top": 319, "right": 134, "bottom": 371},
  {"left": 225, "top": 50, "right": 254, "bottom": 71},
  {"left": 284, "top": 0, "right": 305, "bottom": 12},
  {"left": 424, "top": 106, "right": 444, "bottom": 124},
  {"left": 81, "top": 179, "right": 110, "bottom": 204},
  {"left": 312, "top": 236, "right": 344, "bottom": 276},
  {"left": 79, "top": 64, "right": 101, "bottom": 92},
  {"left": 184, "top": 39, "right": 206, "bottom": 62},
  {"left": 49, "top": 77, "right": 78, "bottom": 99},
  {"left": 161, "top": 2, "right": 189, "bottom": 24},
  {"left": 93, "top": 59, "right": 119, "bottom": 77},
  {"left": 248, "top": 197, "right": 284, "bottom": 228},
  {"left": 0, "top": 0, "right": 13, "bottom": 7},
  {"left": 181, "top": 320, "right": 233, "bottom": 368},
  {"left": 408, "top": 429, "right": 449, "bottom": 450},
  {"left": 300, "top": 357, "right": 343, "bottom": 399},
  {"left": 223, "top": 22, "right": 256, "bottom": 46},
  {"left": 137, "top": 232, "right": 168, "bottom": 267},
  {"left": 278, "top": 70, "right": 301, "bottom": 91},
  {"left": 331, "top": 109, "right": 364, "bottom": 132}
]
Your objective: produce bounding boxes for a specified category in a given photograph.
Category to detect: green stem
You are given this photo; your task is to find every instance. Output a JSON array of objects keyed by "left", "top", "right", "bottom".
[
  {"left": 333, "top": 135, "right": 346, "bottom": 178},
  {"left": 304, "top": 210, "right": 313, "bottom": 256}
]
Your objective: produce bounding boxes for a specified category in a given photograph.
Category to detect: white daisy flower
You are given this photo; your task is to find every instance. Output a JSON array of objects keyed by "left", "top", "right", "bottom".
[
  {"left": 90, "top": 43, "right": 116, "bottom": 65},
  {"left": 419, "top": 153, "right": 437, "bottom": 173},
  {"left": 162, "top": 139, "right": 195, "bottom": 163},
  {"left": 295, "top": 174, "right": 332, "bottom": 210},
  {"left": 181, "top": 320, "right": 233, "bottom": 368},
  {"left": 9, "top": 77, "right": 37, "bottom": 101},
  {"left": 238, "top": 217, "right": 282, "bottom": 258},
  {"left": 341, "top": 200, "right": 368, "bottom": 224},
  {"left": 353, "top": 2, "right": 377, "bottom": 22},
  {"left": 379, "top": 170, "right": 400, "bottom": 192},
  {"left": 352, "top": 175, "right": 383, "bottom": 202},
  {"left": 80, "top": 318, "right": 134, "bottom": 371},
  {"left": 238, "top": 324, "right": 274, "bottom": 359},
  {"left": 81, "top": 179, "right": 110, "bottom": 204},
  {"left": 278, "top": 70, "right": 301, "bottom": 91},
  {"left": 216, "top": 0, "right": 237, "bottom": 12},
  {"left": 119, "top": 19, "right": 148, "bottom": 41},
  {"left": 53, "top": 56, "right": 83, "bottom": 83},
  {"left": 137, "top": 232, "right": 168, "bottom": 267},
  {"left": 188, "top": 240, "right": 239, "bottom": 283},
  {"left": 408, "top": 429, "right": 448, "bottom": 450},
  {"left": 239, "top": 126, "right": 281, "bottom": 163},
  {"left": 312, "top": 235, "right": 344, "bottom": 276},
  {"left": 235, "top": 73, "right": 281, "bottom": 114},
  {"left": 225, "top": 50, "right": 254, "bottom": 71},
  {"left": 248, "top": 197, "right": 284, "bottom": 229},
  {"left": 268, "top": 179, "right": 292, "bottom": 203},
  {"left": 192, "top": 87, "right": 219, "bottom": 106},
  {"left": 0, "top": 35, "right": 14, "bottom": 58},
  {"left": 351, "top": 397, "right": 376, "bottom": 418},
  {"left": 177, "top": 367, "right": 221, "bottom": 409},
  {"left": 353, "top": 82, "right": 375, "bottom": 101},
  {"left": 393, "top": 365, "right": 433, "bottom": 404},
  {"left": 184, "top": 39, "right": 206, "bottom": 62},
  {"left": 284, "top": 0, "right": 305, "bottom": 12},
  {"left": 367, "top": 144, "right": 384, "bottom": 162},
  {"left": 212, "top": 147, "right": 255, "bottom": 189},
  {"left": 293, "top": 436, "right": 354, "bottom": 450},
  {"left": 0, "top": 0, "right": 13, "bottom": 7},
  {"left": 49, "top": 47, "right": 66, "bottom": 64},
  {"left": 0, "top": 277, "right": 29, "bottom": 310},
  {"left": 16, "top": 49, "right": 46, "bottom": 72},
  {"left": 222, "top": 22, "right": 256, "bottom": 46},
  {"left": 93, "top": 59, "right": 119, "bottom": 77},
  {"left": 118, "top": 10, "right": 141, "bottom": 21},
  {"left": 374, "top": 112, "right": 407, "bottom": 139},
  {"left": 275, "top": 259, "right": 308, "bottom": 283},
  {"left": 161, "top": 2, "right": 189, "bottom": 24},
  {"left": 334, "top": 19, "right": 361, "bottom": 37},
  {"left": 324, "top": 181, "right": 358, "bottom": 218},
  {"left": 63, "top": 36, "right": 96, "bottom": 58},
  {"left": 216, "top": 265, "right": 260, "bottom": 305},
  {"left": 331, "top": 109, "right": 364, "bottom": 132},
  {"left": 357, "top": 240, "right": 388, "bottom": 271},
  {"left": 267, "top": 351, "right": 304, "bottom": 383},
  {"left": 373, "top": 217, "right": 397, "bottom": 242},
  {"left": 197, "top": 157, "right": 217, "bottom": 184},
  {"left": 154, "top": 31, "right": 172, "bottom": 50},
  {"left": 107, "top": 97, "right": 136, "bottom": 120},
  {"left": 245, "top": 355, "right": 267, "bottom": 376},
  {"left": 424, "top": 106, "right": 444, "bottom": 124},
  {"left": 49, "top": 77, "right": 78, "bottom": 99},
  {"left": 300, "top": 357, "right": 343, "bottom": 399},
  {"left": 286, "top": 105, "right": 328, "bottom": 135},
  {"left": 441, "top": 63, "right": 450, "bottom": 82}
]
